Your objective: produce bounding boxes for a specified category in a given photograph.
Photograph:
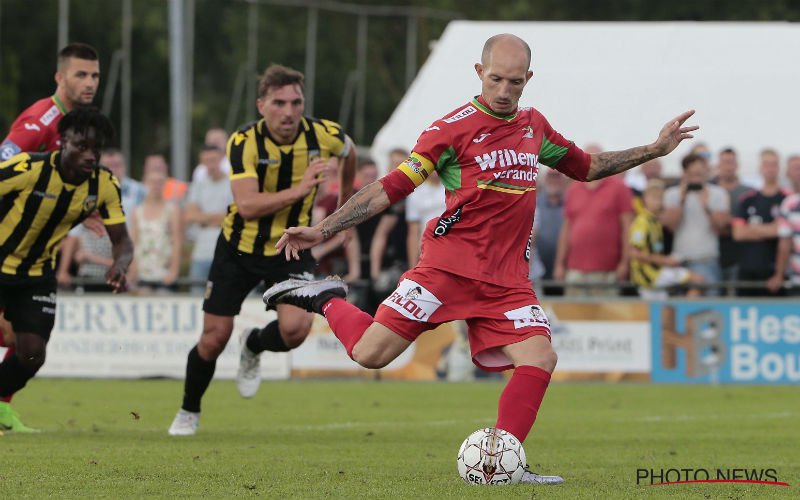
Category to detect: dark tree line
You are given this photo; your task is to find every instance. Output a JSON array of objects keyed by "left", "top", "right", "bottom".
[{"left": 1, "top": 0, "right": 797, "bottom": 178}]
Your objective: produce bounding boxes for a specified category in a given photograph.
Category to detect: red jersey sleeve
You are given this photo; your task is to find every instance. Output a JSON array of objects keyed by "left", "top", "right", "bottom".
[
  {"left": 536, "top": 112, "right": 590, "bottom": 182},
  {"left": 1, "top": 99, "right": 62, "bottom": 161},
  {"left": 379, "top": 122, "right": 452, "bottom": 204}
]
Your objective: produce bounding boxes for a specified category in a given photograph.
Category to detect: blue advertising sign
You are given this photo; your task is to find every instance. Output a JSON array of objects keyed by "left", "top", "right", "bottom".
[{"left": 650, "top": 301, "right": 800, "bottom": 384}]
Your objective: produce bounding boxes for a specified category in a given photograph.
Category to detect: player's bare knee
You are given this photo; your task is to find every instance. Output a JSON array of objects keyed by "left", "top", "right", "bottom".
[
  {"left": 543, "top": 348, "right": 558, "bottom": 372},
  {"left": 198, "top": 329, "right": 229, "bottom": 359},
  {"left": 281, "top": 328, "right": 310, "bottom": 349},
  {"left": 278, "top": 320, "right": 313, "bottom": 349},
  {"left": 351, "top": 344, "right": 390, "bottom": 369},
  {"left": 16, "top": 343, "right": 46, "bottom": 371},
  {"left": 515, "top": 346, "right": 557, "bottom": 373}
]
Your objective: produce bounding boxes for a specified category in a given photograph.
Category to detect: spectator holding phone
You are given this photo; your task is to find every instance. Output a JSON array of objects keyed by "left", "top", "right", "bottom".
[{"left": 662, "top": 153, "right": 730, "bottom": 295}]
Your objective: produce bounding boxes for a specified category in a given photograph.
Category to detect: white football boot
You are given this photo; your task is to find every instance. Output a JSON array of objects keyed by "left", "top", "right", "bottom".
[
  {"left": 236, "top": 328, "right": 262, "bottom": 398},
  {"left": 521, "top": 466, "right": 564, "bottom": 485},
  {"left": 168, "top": 409, "right": 200, "bottom": 436},
  {"left": 262, "top": 276, "right": 347, "bottom": 314}
]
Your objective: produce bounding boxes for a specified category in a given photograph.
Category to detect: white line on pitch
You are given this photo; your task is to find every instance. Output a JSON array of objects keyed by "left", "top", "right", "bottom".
[{"left": 629, "top": 411, "right": 798, "bottom": 423}]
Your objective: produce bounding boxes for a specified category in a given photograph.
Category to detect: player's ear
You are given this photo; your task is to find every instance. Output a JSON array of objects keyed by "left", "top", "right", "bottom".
[
  {"left": 256, "top": 98, "right": 265, "bottom": 116},
  {"left": 474, "top": 63, "right": 483, "bottom": 80},
  {"left": 55, "top": 70, "right": 64, "bottom": 87},
  {"left": 525, "top": 70, "right": 534, "bottom": 83}
]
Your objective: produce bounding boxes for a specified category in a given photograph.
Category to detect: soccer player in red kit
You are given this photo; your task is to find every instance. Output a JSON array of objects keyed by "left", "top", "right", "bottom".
[
  {"left": 0, "top": 42, "right": 99, "bottom": 432},
  {"left": 264, "top": 34, "right": 698, "bottom": 484},
  {"left": 1, "top": 43, "right": 100, "bottom": 161}
]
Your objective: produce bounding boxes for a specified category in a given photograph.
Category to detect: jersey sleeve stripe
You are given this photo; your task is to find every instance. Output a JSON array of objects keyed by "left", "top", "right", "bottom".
[
  {"left": 0, "top": 164, "right": 52, "bottom": 269},
  {"left": 538, "top": 137, "right": 568, "bottom": 167},
  {"left": 228, "top": 131, "right": 249, "bottom": 175}
]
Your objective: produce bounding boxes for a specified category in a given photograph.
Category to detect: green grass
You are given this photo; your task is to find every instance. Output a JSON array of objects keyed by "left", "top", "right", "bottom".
[{"left": 1, "top": 380, "right": 798, "bottom": 499}]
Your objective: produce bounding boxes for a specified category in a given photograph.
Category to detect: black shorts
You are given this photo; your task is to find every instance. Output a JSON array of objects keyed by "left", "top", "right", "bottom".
[
  {"left": 0, "top": 277, "right": 57, "bottom": 339},
  {"left": 203, "top": 235, "right": 315, "bottom": 316}
]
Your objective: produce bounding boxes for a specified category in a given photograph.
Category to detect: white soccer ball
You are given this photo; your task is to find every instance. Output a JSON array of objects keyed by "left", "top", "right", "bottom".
[{"left": 456, "top": 427, "right": 526, "bottom": 485}]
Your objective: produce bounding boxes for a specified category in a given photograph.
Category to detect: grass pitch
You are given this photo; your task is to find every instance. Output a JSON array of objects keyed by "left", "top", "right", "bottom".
[{"left": 1, "top": 379, "right": 797, "bottom": 499}]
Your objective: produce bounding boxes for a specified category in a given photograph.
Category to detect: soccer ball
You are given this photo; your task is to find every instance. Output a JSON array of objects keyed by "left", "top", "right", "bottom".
[{"left": 457, "top": 427, "right": 526, "bottom": 485}]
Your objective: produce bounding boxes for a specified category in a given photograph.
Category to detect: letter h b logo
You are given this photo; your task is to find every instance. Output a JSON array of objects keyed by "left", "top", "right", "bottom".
[{"left": 661, "top": 306, "right": 726, "bottom": 378}]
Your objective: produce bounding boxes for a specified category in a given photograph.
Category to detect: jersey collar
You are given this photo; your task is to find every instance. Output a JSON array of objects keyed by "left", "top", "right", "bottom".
[
  {"left": 259, "top": 117, "right": 309, "bottom": 146},
  {"left": 51, "top": 94, "right": 69, "bottom": 114},
  {"left": 472, "top": 96, "right": 518, "bottom": 121}
]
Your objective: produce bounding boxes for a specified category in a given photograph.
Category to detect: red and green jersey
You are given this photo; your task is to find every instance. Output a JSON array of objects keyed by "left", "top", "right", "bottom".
[
  {"left": 1, "top": 96, "right": 68, "bottom": 161},
  {"left": 380, "top": 97, "right": 591, "bottom": 288}
]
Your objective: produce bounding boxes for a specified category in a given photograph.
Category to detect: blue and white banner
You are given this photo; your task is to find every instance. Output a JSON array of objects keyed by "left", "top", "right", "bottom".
[{"left": 650, "top": 301, "right": 800, "bottom": 384}]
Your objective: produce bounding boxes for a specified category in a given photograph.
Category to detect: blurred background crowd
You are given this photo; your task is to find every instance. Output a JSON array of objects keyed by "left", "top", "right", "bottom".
[{"left": 54, "top": 132, "right": 800, "bottom": 307}]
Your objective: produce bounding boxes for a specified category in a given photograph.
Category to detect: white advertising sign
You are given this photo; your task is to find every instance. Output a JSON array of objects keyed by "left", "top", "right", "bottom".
[
  {"left": 550, "top": 321, "right": 651, "bottom": 372},
  {"left": 27, "top": 296, "right": 290, "bottom": 380}
]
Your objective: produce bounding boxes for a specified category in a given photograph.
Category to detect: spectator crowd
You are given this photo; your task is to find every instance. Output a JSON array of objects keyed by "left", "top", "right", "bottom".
[{"left": 56, "top": 134, "right": 800, "bottom": 302}]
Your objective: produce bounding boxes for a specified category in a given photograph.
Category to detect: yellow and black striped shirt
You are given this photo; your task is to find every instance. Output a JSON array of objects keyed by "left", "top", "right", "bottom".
[
  {"left": 629, "top": 210, "right": 663, "bottom": 288},
  {"left": 223, "top": 116, "right": 349, "bottom": 256},
  {"left": 0, "top": 151, "right": 125, "bottom": 280}
]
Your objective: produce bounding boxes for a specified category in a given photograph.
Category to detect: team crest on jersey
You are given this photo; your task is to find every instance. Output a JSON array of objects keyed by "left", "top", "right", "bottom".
[
  {"left": 443, "top": 106, "right": 476, "bottom": 123},
  {"left": 405, "top": 286, "right": 423, "bottom": 300},
  {"left": 82, "top": 196, "right": 98, "bottom": 214},
  {"left": 40, "top": 105, "right": 60, "bottom": 126},
  {"left": 521, "top": 125, "right": 534, "bottom": 139}
]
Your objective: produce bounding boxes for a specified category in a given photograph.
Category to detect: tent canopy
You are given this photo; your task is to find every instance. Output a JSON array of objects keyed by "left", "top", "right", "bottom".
[{"left": 371, "top": 21, "right": 800, "bottom": 180}]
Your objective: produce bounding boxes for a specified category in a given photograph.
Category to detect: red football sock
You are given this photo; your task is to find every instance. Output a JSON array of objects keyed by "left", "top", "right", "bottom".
[
  {"left": 495, "top": 365, "right": 551, "bottom": 443},
  {"left": 1, "top": 346, "right": 15, "bottom": 403},
  {"left": 321, "top": 298, "right": 373, "bottom": 358}
]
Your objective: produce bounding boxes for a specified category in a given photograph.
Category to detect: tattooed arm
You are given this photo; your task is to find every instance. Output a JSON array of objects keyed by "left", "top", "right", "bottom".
[
  {"left": 320, "top": 181, "right": 391, "bottom": 239},
  {"left": 276, "top": 181, "right": 391, "bottom": 261},
  {"left": 585, "top": 110, "right": 698, "bottom": 182}
]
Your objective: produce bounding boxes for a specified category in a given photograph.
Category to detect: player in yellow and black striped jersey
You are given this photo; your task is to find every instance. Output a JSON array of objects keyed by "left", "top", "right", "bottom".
[
  {"left": 629, "top": 179, "right": 700, "bottom": 300},
  {"left": 169, "top": 64, "right": 356, "bottom": 435},
  {"left": 223, "top": 115, "right": 350, "bottom": 256},
  {"left": 0, "top": 152, "right": 126, "bottom": 279},
  {"left": 0, "top": 107, "right": 134, "bottom": 422}
]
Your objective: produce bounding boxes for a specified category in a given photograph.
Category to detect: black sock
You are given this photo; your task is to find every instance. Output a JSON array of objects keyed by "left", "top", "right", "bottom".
[
  {"left": 312, "top": 289, "right": 346, "bottom": 314},
  {"left": 0, "top": 353, "right": 38, "bottom": 397},
  {"left": 246, "top": 320, "right": 288, "bottom": 354},
  {"left": 181, "top": 346, "right": 216, "bottom": 413}
]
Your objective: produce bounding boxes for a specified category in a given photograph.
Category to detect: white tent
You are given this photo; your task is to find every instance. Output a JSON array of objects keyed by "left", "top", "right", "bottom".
[{"left": 371, "top": 21, "right": 800, "bottom": 180}]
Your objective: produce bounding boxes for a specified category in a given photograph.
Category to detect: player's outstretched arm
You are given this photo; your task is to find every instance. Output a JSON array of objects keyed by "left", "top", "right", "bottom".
[
  {"left": 585, "top": 110, "right": 698, "bottom": 181},
  {"left": 276, "top": 180, "right": 391, "bottom": 261},
  {"left": 105, "top": 223, "right": 134, "bottom": 293}
]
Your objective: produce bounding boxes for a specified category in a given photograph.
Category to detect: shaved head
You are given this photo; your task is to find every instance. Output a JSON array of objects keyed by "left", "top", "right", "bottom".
[
  {"left": 475, "top": 34, "right": 534, "bottom": 115},
  {"left": 481, "top": 34, "right": 532, "bottom": 69}
]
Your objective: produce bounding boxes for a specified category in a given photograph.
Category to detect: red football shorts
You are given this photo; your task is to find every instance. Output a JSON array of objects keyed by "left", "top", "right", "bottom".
[{"left": 373, "top": 266, "right": 551, "bottom": 372}]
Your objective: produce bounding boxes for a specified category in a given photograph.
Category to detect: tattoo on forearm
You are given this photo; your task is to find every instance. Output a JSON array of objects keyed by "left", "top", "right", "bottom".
[
  {"left": 589, "top": 146, "right": 657, "bottom": 181},
  {"left": 320, "top": 182, "right": 389, "bottom": 239}
]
